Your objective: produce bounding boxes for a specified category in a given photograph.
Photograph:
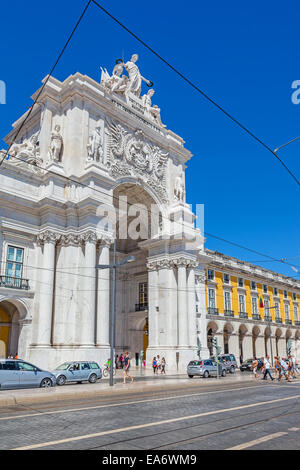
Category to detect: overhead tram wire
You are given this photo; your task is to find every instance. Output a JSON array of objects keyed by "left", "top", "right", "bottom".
[
  {"left": 91, "top": 0, "right": 300, "bottom": 188},
  {"left": 1, "top": 148, "right": 299, "bottom": 277},
  {"left": 0, "top": 0, "right": 92, "bottom": 167}
]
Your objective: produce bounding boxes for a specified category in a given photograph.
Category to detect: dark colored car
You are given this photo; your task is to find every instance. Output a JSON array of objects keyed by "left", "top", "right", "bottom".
[{"left": 240, "top": 358, "right": 263, "bottom": 372}]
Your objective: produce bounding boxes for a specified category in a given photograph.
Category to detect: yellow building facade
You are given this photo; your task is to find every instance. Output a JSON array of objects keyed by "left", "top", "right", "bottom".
[{"left": 202, "top": 250, "right": 300, "bottom": 362}]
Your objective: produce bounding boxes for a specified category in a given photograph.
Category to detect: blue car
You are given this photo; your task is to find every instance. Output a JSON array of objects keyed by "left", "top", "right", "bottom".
[
  {"left": 53, "top": 361, "right": 102, "bottom": 386},
  {"left": 0, "top": 359, "right": 56, "bottom": 389}
]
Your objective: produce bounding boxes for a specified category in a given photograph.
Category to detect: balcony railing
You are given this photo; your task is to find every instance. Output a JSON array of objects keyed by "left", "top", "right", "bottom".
[
  {"left": 295, "top": 321, "right": 300, "bottom": 326},
  {"left": 135, "top": 303, "right": 148, "bottom": 312},
  {"left": 207, "top": 307, "right": 219, "bottom": 315},
  {"left": 0, "top": 275, "right": 29, "bottom": 290},
  {"left": 285, "top": 319, "right": 292, "bottom": 325},
  {"left": 239, "top": 312, "right": 248, "bottom": 319},
  {"left": 264, "top": 315, "right": 272, "bottom": 322},
  {"left": 224, "top": 310, "right": 234, "bottom": 317},
  {"left": 252, "top": 314, "right": 261, "bottom": 321},
  {"left": 275, "top": 318, "right": 282, "bottom": 324}
]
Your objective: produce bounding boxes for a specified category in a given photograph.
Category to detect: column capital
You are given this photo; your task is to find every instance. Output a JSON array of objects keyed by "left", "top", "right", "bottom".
[
  {"left": 37, "top": 230, "right": 61, "bottom": 246},
  {"left": 98, "top": 233, "right": 115, "bottom": 247},
  {"left": 80, "top": 230, "right": 98, "bottom": 245},
  {"left": 195, "top": 271, "right": 206, "bottom": 283}
]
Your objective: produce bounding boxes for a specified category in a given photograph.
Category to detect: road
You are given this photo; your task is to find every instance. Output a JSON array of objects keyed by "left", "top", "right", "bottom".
[{"left": 1, "top": 378, "right": 300, "bottom": 450}]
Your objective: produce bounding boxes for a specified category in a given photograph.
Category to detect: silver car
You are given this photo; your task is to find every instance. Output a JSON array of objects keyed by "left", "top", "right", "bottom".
[
  {"left": 0, "top": 359, "right": 56, "bottom": 389},
  {"left": 53, "top": 361, "right": 102, "bottom": 385},
  {"left": 187, "top": 359, "right": 226, "bottom": 378}
]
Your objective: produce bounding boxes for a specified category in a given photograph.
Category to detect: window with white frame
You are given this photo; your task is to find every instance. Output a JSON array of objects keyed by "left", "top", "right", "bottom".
[
  {"left": 294, "top": 304, "right": 299, "bottom": 322},
  {"left": 251, "top": 281, "right": 256, "bottom": 291},
  {"left": 139, "top": 282, "right": 148, "bottom": 306},
  {"left": 238, "top": 277, "right": 244, "bottom": 288},
  {"left": 274, "top": 287, "right": 278, "bottom": 296},
  {"left": 223, "top": 273, "right": 230, "bottom": 284},
  {"left": 5, "top": 246, "right": 24, "bottom": 285},
  {"left": 292, "top": 293, "right": 297, "bottom": 301},
  {"left": 208, "top": 288, "right": 216, "bottom": 309},
  {"left": 275, "top": 302, "right": 280, "bottom": 320},
  {"left": 207, "top": 269, "right": 214, "bottom": 281},
  {"left": 284, "top": 303, "right": 290, "bottom": 320},
  {"left": 263, "top": 284, "right": 268, "bottom": 294},
  {"left": 252, "top": 297, "right": 258, "bottom": 315},
  {"left": 264, "top": 299, "right": 270, "bottom": 317},
  {"left": 284, "top": 290, "right": 288, "bottom": 299},
  {"left": 239, "top": 294, "right": 245, "bottom": 313},
  {"left": 224, "top": 291, "right": 231, "bottom": 311}
]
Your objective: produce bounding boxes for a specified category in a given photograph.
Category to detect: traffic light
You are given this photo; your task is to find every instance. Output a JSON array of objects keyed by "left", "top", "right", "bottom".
[{"left": 212, "top": 337, "right": 222, "bottom": 356}]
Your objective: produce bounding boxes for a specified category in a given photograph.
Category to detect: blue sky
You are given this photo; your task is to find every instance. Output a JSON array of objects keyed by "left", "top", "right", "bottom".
[{"left": 0, "top": 0, "right": 299, "bottom": 278}]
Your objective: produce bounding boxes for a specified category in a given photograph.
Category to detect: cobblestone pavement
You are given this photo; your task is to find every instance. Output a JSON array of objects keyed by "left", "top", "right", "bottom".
[{"left": 0, "top": 374, "right": 300, "bottom": 450}]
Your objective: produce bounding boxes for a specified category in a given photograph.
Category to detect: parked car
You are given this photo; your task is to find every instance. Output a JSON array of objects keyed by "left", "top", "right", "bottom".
[
  {"left": 240, "top": 358, "right": 263, "bottom": 372},
  {"left": 187, "top": 359, "right": 226, "bottom": 378},
  {"left": 210, "top": 354, "right": 238, "bottom": 374},
  {"left": 0, "top": 359, "right": 56, "bottom": 389},
  {"left": 53, "top": 361, "right": 102, "bottom": 385}
]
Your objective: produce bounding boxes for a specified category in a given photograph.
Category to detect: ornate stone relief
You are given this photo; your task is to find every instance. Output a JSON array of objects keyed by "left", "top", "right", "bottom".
[
  {"left": 147, "top": 257, "right": 198, "bottom": 271},
  {"left": 174, "top": 173, "right": 185, "bottom": 202},
  {"left": 8, "top": 132, "right": 44, "bottom": 175},
  {"left": 106, "top": 119, "right": 169, "bottom": 203},
  {"left": 86, "top": 126, "right": 104, "bottom": 164}
]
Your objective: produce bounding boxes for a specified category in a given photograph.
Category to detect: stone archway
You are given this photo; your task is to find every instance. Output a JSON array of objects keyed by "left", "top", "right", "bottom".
[
  {"left": 275, "top": 328, "right": 283, "bottom": 356},
  {"left": 207, "top": 321, "right": 218, "bottom": 356},
  {"left": 0, "top": 299, "right": 27, "bottom": 358},
  {"left": 238, "top": 324, "right": 248, "bottom": 361},
  {"left": 252, "top": 325, "right": 260, "bottom": 358},
  {"left": 223, "top": 322, "right": 234, "bottom": 355}
]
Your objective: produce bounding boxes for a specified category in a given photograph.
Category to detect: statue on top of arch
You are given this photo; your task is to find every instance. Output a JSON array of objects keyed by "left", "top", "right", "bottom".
[{"left": 100, "top": 54, "right": 165, "bottom": 127}]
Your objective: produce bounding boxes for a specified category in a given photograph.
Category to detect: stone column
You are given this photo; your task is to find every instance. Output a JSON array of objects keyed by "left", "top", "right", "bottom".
[
  {"left": 195, "top": 271, "right": 210, "bottom": 358},
  {"left": 243, "top": 333, "right": 253, "bottom": 359},
  {"left": 228, "top": 332, "right": 240, "bottom": 362},
  {"left": 96, "top": 237, "right": 111, "bottom": 348},
  {"left": 0, "top": 229, "right": 3, "bottom": 276},
  {"left": 147, "top": 260, "right": 159, "bottom": 348},
  {"left": 187, "top": 261, "right": 197, "bottom": 349},
  {"left": 176, "top": 258, "right": 188, "bottom": 347},
  {"left": 81, "top": 231, "right": 97, "bottom": 346},
  {"left": 36, "top": 230, "right": 60, "bottom": 346},
  {"left": 255, "top": 335, "right": 265, "bottom": 358},
  {"left": 157, "top": 259, "right": 174, "bottom": 348}
]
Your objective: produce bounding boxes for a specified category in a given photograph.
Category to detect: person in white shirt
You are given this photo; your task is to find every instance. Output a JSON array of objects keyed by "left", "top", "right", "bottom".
[{"left": 262, "top": 355, "right": 274, "bottom": 381}]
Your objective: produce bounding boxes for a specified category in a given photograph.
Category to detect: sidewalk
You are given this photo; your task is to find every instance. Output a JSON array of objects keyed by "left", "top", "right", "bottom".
[{"left": 0, "top": 369, "right": 263, "bottom": 407}]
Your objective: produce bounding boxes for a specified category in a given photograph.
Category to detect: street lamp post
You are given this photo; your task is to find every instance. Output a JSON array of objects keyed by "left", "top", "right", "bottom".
[
  {"left": 264, "top": 305, "right": 277, "bottom": 366},
  {"left": 96, "top": 238, "right": 135, "bottom": 387}
]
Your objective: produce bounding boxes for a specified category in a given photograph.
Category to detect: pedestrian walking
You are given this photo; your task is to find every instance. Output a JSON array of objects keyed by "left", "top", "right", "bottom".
[
  {"left": 156, "top": 355, "right": 161, "bottom": 372},
  {"left": 123, "top": 351, "right": 134, "bottom": 384},
  {"left": 274, "top": 356, "right": 281, "bottom": 381},
  {"left": 251, "top": 357, "right": 260, "bottom": 380},
  {"left": 262, "top": 355, "right": 274, "bottom": 381},
  {"left": 280, "top": 357, "right": 291, "bottom": 382},
  {"left": 119, "top": 353, "right": 124, "bottom": 369},
  {"left": 152, "top": 357, "right": 157, "bottom": 374},
  {"left": 161, "top": 357, "right": 166, "bottom": 374},
  {"left": 115, "top": 354, "right": 119, "bottom": 370}
]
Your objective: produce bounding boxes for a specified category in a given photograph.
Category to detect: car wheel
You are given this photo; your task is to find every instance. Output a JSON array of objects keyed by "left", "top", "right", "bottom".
[
  {"left": 203, "top": 370, "right": 209, "bottom": 378},
  {"left": 222, "top": 369, "right": 226, "bottom": 377},
  {"left": 188, "top": 374, "right": 194, "bottom": 378},
  {"left": 89, "top": 373, "right": 97, "bottom": 383},
  {"left": 56, "top": 375, "right": 66, "bottom": 386},
  {"left": 230, "top": 366, "right": 235, "bottom": 374},
  {"left": 40, "top": 377, "right": 53, "bottom": 388}
]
